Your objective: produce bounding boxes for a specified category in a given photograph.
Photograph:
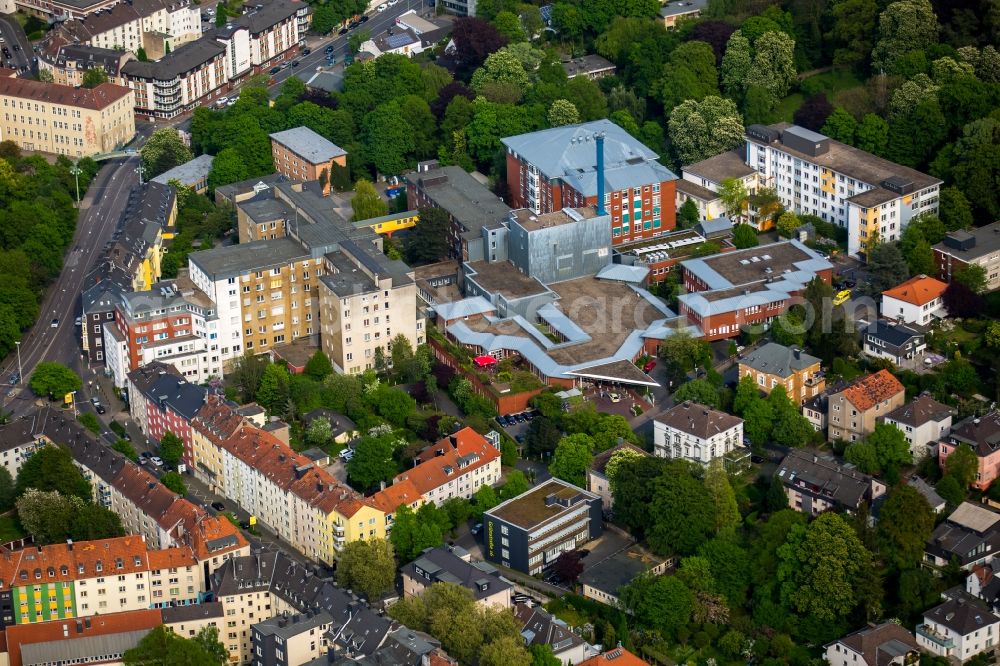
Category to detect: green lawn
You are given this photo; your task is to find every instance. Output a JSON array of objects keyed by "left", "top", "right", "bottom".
[
  {"left": 0, "top": 515, "right": 26, "bottom": 543},
  {"left": 800, "top": 69, "right": 864, "bottom": 96},
  {"left": 775, "top": 93, "right": 804, "bottom": 122}
]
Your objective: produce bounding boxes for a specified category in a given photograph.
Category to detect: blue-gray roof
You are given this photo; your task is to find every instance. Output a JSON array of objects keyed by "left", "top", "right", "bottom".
[
  {"left": 740, "top": 342, "right": 820, "bottom": 377},
  {"left": 680, "top": 239, "right": 832, "bottom": 291},
  {"left": 151, "top": 154, "right": 214, "bottom": 188},
  {"left": 433, "top": 296, "right": 495, "bottom": 321},
  {"left": 270, "top": 127, "right": 347, "bottom": 164},
  {"left": 660, "top": 0, "right": 708, "bottom": 16},
  {"left": 694, "top": 216, "right": 734, "bottom": 237},
  {"left": 596, "top": 263, "right": 650, "bottom": 284},
  {"left": 501, "top": 119, "right": 677, "bottom": 197}
]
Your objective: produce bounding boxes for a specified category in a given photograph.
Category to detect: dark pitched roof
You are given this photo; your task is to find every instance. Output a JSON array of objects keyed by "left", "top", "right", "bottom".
[
  {"left": 739, "top": 342, "right": 820, "bottom": 378},
  {"left": 655, "top": 401, "right": 742, "bottom": 440},
  {"left": 948, "top": 411, "right": 1000, "bottom": 458},
  {"left": 128, "top": 364, "right": 207, "bottom": 420},
  {"left": 865, "top": 321, "right": 923, "bottom": 348},
  {"left": 513, "top": 603, "right": 586, "bottom": 655},
  {"left": 302, "top": 409, "right": 356, "bottom": 436},
  {"left": 777, "top": 449, "right": 874, "bottom": 509},
  {"left": 404, "top": 547, "right": 511, "bottom": 602},
  {"left": 925, "top": 595, "right": 1000, "bottom": 635},
  {"left": 884, "top": 394, "right": 953, "bottom": 428},
  {"left": 829, "top": 622, "right": 919, "bottom": 666},
  {"left": 122, "top": 39, "right": 225, "bottom": 80}
]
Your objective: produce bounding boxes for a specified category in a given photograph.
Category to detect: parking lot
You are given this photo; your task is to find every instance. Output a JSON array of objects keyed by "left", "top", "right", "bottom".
[{"left": 494, "top": 409, "right": 541, "bottom": 443}]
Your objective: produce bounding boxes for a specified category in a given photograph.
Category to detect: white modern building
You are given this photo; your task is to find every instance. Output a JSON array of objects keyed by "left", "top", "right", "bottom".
[
  {"left": 744, "top": 123, "right": 941, "bottom": 260},
  {"left": 882, "top": 393, "right": 953, "bottom": 460},
  {"left": 917, "top": 596, "right": 1000, "bottom": 663},
  {"left": 653, "top": 401, "right": 744, "bottom": 465},
  {"left": 881, "top": 275, "right": 948, "bottom": 325}
]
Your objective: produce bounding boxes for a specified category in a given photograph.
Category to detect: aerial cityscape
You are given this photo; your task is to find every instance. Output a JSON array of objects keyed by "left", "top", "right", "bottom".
[{"left": 0, "top": 0, "right": 995, "bottom": 664}]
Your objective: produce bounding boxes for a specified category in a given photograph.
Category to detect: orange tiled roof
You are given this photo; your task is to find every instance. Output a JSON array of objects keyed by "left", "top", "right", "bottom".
[
  {"left": 577, "top": 648, "right": 650, "bottom": 666},
  {"left": 147, "top": 545, "right": 197, "bottom": 570},
  {"left": 0, "top": 536, "right": 154, "bottom": 588},
  {"left": 5, "top": 609, "right": 162, "bottom": 666},
  {"left": 369, "top": 478, "right": 423, "bottom": 515},
  {"left": 191, "top": 395, "right": 246, "bottom": 444},
  {"left": 0, "top": 77, "right": 131, "bottom": 111},
  {"left": 396, "top": 428, "right": 501, "bottom": 496},
  {"left": 882, "top": 275, "right": 947, "bottom": 306},
  {"left": 838, "top": 369, "right": 905, "bottom": 411}
]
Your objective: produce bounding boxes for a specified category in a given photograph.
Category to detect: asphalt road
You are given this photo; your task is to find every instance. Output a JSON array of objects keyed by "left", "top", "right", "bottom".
[
  {"left": 269, "top": 0, "right": 429, "bottom": 88},
  {"left": 2, "top": 158, "right": 141, "bottom": 416},
  {"left": 0, "top": 13, "right": 34, "bottom": 75}
]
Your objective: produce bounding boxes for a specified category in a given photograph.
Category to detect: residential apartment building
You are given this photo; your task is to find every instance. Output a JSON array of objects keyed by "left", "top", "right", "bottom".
[
  {"left": 128, "top": 363, "right": 207, "bottom": 467},
  {"left": 52, "top": 0, "right": 201, "bottom": 53},
  {"left": 14, "top": 0, "right": 116, "bottom": 20},
  {"left": 825, "top": 623, "right": 919, "bottom": 666},
  {"left": 402, "top": 547, "right": 513, "bottom": 609},
  {"left": 269, "top": 127, "right": 346, "bottom": 196},
  {"left": 862, "top": 321, "right": 927, "bottom": 367},
  {"left": 190, "top": 397, "right": 389, "bottom": 564},
  {"left": 211, "top": 551, "right": 393, "bottom": 663},
  {"left": 678, "top": 239, "right": 834, "bottom": 341},
  {"left": 826, "top": 369, "right": 905, "bottom": 441},
  {"left": 38, "top": 42, "right": 133, "bottom": 87},
  {"left": 677, "top": 149, "right": 758, "bottom": 223},
  {"left": 0, "top": 74, "right": 134, "bottom": 157},
  {"left": 319, "top": 240, "right": 420, "bottom": 375},
  {"left": 482, "top": 478, "right": 602, "bottom": 575},
  {"left": 251, "top": 610, "right": 334, "bottom": 666},
  {"left": 0, "top": 536, "right": 204, "bottom": 625},
  {"left": 882, "top": 274, "right": 948, "bottom": 325},
  {"left": 738, "top": 343, "right": 824, "bottom": 405},
  {"left": 652, "top": 400, "right": 743, "bottom": 465},
  {"left": 513, "top": 603, "right": 591, "bottom": 665},
  {"left": 106, "top": 276, "right": 222, "bottom": 388},
  {"left": 744, "top": 123, "right": 941, "bottom": 260},
  {"left": 918, "top": 595, "right": 1000, "bottom": 663},
  {"left": 502, "top": 119, "right": 678, "bottom": 244},
  {"left": 404, "top": 161, "right": 513, "bottom": 262},
  {"left": 122, "top": 39, "right": 228, "bottom": 119},
  {"left": 883, "top": 393, "right": 953, "bottom": 460},
  {"left": 393, "top": 428, "right": 502, "bottom": 507},
  {"left": 939, "top": 411, "right": 1000, "bottom": 491},
  {"left": 777, "top": 449, "right": 887, "bottom": 515},
  {"left": 187, "top": 237, "right": 318, "bottom": 363},
  {"left": 935, "top": 223, "right": 1000, "bottom": 292},
  {"left": 926, "top": 502, "right": 1000, "bottom": 570}
]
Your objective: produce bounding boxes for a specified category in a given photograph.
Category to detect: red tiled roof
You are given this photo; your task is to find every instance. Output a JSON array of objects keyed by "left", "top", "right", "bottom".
[
  {"left": 577, "top": 648, "right": 650, "bottom": 666},
  {"left": 369, "top": 478, "right": 423, "bottom": 515},
  {"left": 396, "top": 428, "right": 501, "bottom": 496},
  {"left": 838, "top": 369, "right": 904, "bottom": 411},
  {"left": 0, "top": 77, "right": 131, "bottom": 111},
  {"left": 5, "top": 609, "right": 162, "bottom": 666},
  {"left": 882, "top": 275, "right": 947, "bottom": 306}
]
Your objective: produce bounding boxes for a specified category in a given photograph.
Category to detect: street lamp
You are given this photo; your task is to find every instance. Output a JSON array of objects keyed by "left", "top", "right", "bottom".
[
  {"left": 136, "top": 162, "right": 145, "bottom": 186},
  {"left": 69, "top": 162, "right": 82, "bottom": 204},
  {"left": 70, "top": 390, "right": 78, "bottom": 417},
  {"left": 13, "top": 341, "right": 21, "bottom": 385}
]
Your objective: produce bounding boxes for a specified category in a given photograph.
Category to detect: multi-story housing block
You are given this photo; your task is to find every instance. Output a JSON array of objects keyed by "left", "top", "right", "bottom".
[
  {"left": 38, "top": 42, "right": 134, "bottom": 86},
  {"left": 653, "top": 400, "right": 744, "bottom": 464},
  {"left": 402, "top": 546, "right": 513, "bottom": 609},
  {"left": 827, "top": 369, "right": 906, "bottom": 442},
  {"left": 935, "top": 223, "right": 1000, "bottom": 293},
  {"left": 106, "top": 276, "right": 221, "bottom": 388},
  {"left": 677, "top": 149, "right": 758, "bottom": 223},
  {"left": 678, "top": 239, "right": 833, "bottom": 341},
  {"left": 738, "top": 343, "right": 824, "bottom": 405},
  {"left": 122, "top": 39, "right": 227, "bottom": 119},
  {"left": 0, "top": 73, "right": 134, "bottom": 157},
  {"left": 393, "top": 428, "right": 502, "bottom": 507},
  {"left": 882, "top": 393, "right": 953, "bottom": 460},
  {"left": 269, "top": 127, "right": 347, "bottom": 196},
  {"left": 405, "top": 161, "right": 513, "bottom": 262},
  {"left": 918, "top": 595, "right": 1000, "bottom": 663},
  {"left": 744, "top": 123, "right": 941, "bottom": 260},
  {"left": 502, "top": 119, "right": 678, "bottom": 245},
  {"left": 128, "top": 363, "right": 207, "bottom": 468},
  {"left": 51, "top": 0, "right": 201, "bottom": 52},
  {"left": 319, "top": 240, "right": 420, "bottom": 374}
]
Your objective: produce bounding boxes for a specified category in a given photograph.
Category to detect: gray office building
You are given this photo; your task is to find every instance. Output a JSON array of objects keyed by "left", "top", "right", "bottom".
[{"left": 482, "top": 478, "right": 602, "bottom": 575}]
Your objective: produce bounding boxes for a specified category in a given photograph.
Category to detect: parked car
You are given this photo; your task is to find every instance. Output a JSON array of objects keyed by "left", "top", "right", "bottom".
[
  {"left": 149, "top": 456, "right": 163, "bottom": 467},
  {"left": 377, "top": 3, "right": 387, "bottom": 11},
  {"left": 470, "top": 523, "right": 482, "bottom": 536},
  {"left": 94, "top": 403, "right": 106, "bottom": 414},
  {"left": 608, "top": 392, "right": 621, "bottom": 403},
  {"left": 514, "top": 412, "right": 527, "bottom": 423},
  {"left": 50, "top": 318, "right": 59, "bottom": 328},
  {"left": 211, "top": 501, "right": 226, "bottom": 512},
  {"left": 74, "top": 316, "right": 82, "bottom": 326},
  {"left": 750, "top": 454, "right": 765, "bottom": 464},
  {"left": 290, "top": 60, "right": 300, "bottom": 67},
  {"left": 269, "top": 66, "right": 281, "bottom": 74},
  {"left": 302, "top": 47, "right": 311, "bottom": 55},
  {"left": 325, "top": 44, "right": 335, "bottom": 52},
  {"left": 643, "top": 359, "right": 656, "bottom": 373}
]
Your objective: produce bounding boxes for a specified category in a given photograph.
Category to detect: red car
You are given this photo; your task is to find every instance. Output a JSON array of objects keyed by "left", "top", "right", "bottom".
[{"left": 643, "top": 360, "right": 656, "bottom": 373}]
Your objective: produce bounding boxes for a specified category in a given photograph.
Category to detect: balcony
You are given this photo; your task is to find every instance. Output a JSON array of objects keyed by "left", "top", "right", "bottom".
[
  {"left": 333, "top": 524, "right": 344, "bottom": 536},
  {"left": 917, "top": 625, "right": 954, "bottom": 650},
  {"left": 804, "top": 371, "right": 825, "bottom": 387}
]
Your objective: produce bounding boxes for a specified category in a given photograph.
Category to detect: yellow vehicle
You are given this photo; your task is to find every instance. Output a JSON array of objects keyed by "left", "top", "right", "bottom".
[{"left": 833, "top": 289, "right": 852, "bottom": 306}]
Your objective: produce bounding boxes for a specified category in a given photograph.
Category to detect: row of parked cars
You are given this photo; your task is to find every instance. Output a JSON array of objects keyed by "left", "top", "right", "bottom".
[{"left": 495, "top": 410, "right": 541, "bottom": 428}]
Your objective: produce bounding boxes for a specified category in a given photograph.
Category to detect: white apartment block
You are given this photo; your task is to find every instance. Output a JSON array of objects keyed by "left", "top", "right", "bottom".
[
  {"left": 743, "top": 124, "right": 941, "bottom": 260},
  {"left": 319, "top": 244, "right": 420, "bottom": 375},
  {"left": 653, "top": 401, "right": 744, "bottom": 465},
  {"left": 57, "top": 0, "right": 201, "bottom": 54}
]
